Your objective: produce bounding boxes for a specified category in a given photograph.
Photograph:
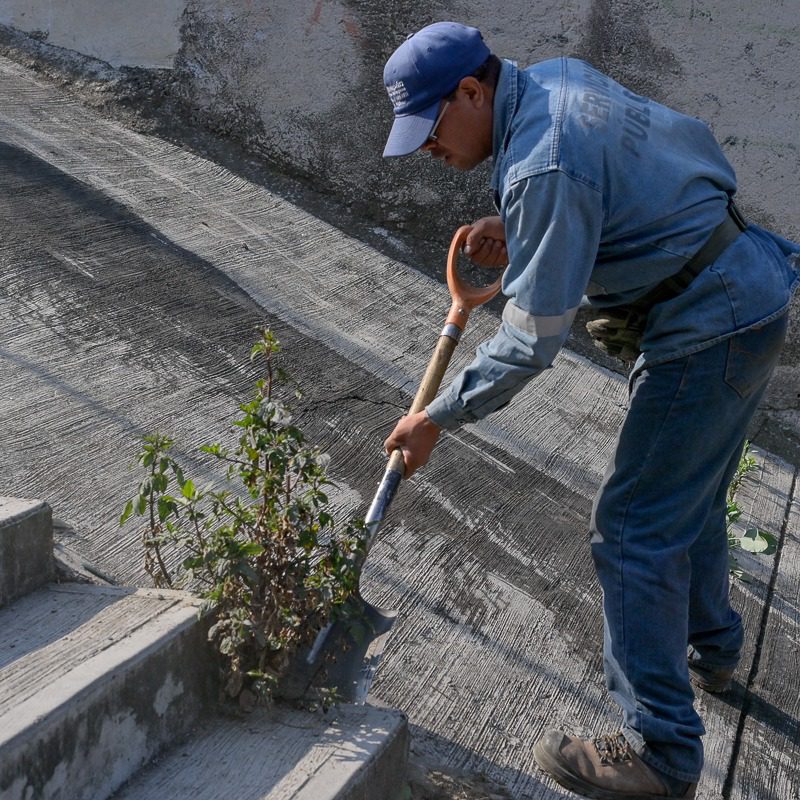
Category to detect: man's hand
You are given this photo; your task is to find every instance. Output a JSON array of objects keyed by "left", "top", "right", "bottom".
[
  {"left": 464, "top": 216, "right": 508, "bottom": 268},
  {"left": 384, "top": 411, "right": 442, "bottom": 478}
]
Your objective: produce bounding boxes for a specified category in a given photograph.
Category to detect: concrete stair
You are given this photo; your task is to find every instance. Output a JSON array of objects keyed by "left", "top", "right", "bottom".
[
  {"left": 0, "top": 498, "right": 215, "bottom": 800},
  {"left": 111, "top": 705, "right": 409, "bottom": 800},
  {"left": 0, "top": 498, "right": 54, "bottom": 605},
  {"left": 0, "top": 498, "right": 409, "bottom": 800}
]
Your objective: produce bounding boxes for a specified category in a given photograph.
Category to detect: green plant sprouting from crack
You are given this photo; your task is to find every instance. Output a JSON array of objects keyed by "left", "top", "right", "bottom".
[
  {"left": 120, "top": 328, "right": 367, "bottom": 706},
  {"left": 727, "top": 441, "right": 778, "bottom": 582}
]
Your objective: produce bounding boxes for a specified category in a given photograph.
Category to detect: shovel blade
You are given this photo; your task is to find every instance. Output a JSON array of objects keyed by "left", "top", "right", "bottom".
[
  {"left": 319, "top": 599, "right": 398, "bottom": 704},
  {"left": 276, "top": 598, "right": 397, "bottom": 705}
]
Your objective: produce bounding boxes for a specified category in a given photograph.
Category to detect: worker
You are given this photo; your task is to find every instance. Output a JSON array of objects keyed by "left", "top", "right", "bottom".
[{"left": 381, "top": 21, "right": 799, "bottom": 800}]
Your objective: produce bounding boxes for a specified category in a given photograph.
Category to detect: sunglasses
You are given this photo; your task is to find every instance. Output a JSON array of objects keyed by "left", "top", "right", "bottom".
[{"left": 425, "top": 101, "right": 451, "bottom": 145}]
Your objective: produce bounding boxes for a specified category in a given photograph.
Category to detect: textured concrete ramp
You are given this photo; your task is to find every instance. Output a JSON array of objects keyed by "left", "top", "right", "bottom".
[
  {"left": 1, "top": 56, "right": 799, "bottom": 800},
  {"left": 721, "top": 455, "right": 800, "bottom": 800}
]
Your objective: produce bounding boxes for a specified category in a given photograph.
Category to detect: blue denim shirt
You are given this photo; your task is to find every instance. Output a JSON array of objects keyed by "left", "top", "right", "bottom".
[{"left": 426, "top": 58, "right": 800, "bottom": 430}]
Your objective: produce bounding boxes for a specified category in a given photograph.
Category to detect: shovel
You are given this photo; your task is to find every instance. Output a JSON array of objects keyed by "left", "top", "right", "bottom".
[{"left": 283, "top": 225, "right": 503, "bottom": 704}]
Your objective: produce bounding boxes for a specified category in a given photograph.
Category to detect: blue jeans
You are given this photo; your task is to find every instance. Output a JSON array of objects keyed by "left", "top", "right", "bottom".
[{"left": 590, "top": 313, "right": 788, "bottom": 784}]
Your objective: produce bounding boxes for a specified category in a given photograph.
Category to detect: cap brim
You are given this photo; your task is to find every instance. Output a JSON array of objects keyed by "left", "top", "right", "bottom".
[{"left": 383, "top": 101, "right": 440, "bottom": 158}]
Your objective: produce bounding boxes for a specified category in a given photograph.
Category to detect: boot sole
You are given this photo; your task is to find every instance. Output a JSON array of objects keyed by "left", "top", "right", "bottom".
[
  {"left": 532, "top": 739, "right": 693, "bottom": 800},
  {"left": 689, "top": 671, "right": 733, "bottom": 693}
]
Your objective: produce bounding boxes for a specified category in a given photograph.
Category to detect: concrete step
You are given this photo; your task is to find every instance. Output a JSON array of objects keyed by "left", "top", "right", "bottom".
[
  {"left": 0, "top": 497, "right": 53, "bottom": 606},
  {"left": 0, "top": 583, "right": 215, "bottom": 800},
  {"left": 111, "top": 704, "right": 409, "bottom": 800},
  {"left": 0, "top": 496, "right": 409, "bottom": 800}
]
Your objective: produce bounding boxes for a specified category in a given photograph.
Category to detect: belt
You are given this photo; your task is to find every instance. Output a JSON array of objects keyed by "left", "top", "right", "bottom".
[{"left": 630, "top": 199, "right": 748, "bottom": 311}]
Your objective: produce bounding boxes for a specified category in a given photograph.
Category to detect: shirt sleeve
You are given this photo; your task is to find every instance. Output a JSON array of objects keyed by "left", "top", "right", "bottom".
[{"left": 426, "top": 169, "right": 603, "bottom": 430}]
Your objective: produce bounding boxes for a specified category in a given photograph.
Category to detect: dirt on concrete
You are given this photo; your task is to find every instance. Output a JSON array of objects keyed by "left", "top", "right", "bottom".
[{"left": 407, "top": 754, "right": 515, "bottom": 800}]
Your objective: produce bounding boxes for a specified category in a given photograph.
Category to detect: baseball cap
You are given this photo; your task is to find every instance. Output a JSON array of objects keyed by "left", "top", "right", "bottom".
[{"left": 382, "top": 22, "right": 490, "bottom": 157}]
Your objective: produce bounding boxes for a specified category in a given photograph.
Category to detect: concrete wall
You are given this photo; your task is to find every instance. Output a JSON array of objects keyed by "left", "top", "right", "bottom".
[
  {"left": 162, "top": 1, "right": 800, "bottom": 234},
  {"left": 0, "top": 0, "right": 184, "bottom": 68},
  {"left": 3, "top": 0, "right": 799, "bottom": 449}
]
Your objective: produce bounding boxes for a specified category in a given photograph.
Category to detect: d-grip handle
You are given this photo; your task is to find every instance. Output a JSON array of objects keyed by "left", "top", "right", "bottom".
[{"left": 445, "top": 225, "right": 504, "bottom": 330}]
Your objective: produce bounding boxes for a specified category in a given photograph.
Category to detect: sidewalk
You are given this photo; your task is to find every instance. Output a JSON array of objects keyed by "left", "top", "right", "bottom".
[{"left": 0, "top": 54, "right": 797, "bottom": 799}]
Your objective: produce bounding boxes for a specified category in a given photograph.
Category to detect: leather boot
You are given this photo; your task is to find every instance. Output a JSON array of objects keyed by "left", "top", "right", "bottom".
[{"left": 533, "top": 730, "right": 697, "bottom": 799}]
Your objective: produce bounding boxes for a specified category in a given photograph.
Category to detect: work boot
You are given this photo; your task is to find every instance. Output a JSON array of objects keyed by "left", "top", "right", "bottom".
[
  {"left": 688, "top": 660, "right": 736, "bottom": 693},
  {"left": 533, "top": 730, "right": 697, "bottom": 799},
  {"left": 687, "top": 646, "right": 737, "bottom": 693}
]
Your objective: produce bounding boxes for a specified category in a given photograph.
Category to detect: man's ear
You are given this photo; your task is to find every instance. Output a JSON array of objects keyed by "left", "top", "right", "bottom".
[{"left": 458, "top": 76, "right": 489, "bottom": 108}]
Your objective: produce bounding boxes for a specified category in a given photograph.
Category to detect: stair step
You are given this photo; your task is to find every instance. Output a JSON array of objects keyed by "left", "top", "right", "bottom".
[
  {"left": 0, "top": 497, "right": 53, "bottom": 606},
  {"left": 0, "top": 583, "right": 215, "bottom": 800},
  {"left": 112, "top": 704, "right": 409, "bottom": 800}
]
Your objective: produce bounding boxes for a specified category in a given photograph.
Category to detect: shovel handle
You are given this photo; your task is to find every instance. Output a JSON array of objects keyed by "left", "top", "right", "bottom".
[
  {"left": 445, "top": 225, "right": 504, "bottom": 330},
  {"left": 385, "top": 333, "right": 459, "bottom": 474},
  {"left": 382, "top": 226, "right": 504, "bottom": 477},
  {"left": 404, "top": 225, "right": 503, "bottom": 414}
]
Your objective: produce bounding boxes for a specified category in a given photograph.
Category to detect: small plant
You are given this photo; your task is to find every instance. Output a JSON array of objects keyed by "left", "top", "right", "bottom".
[
  {"left": 726, "top": 442, "right": 779, "bottom": 581},
  {"left": 121, "top": 329, "right": 367, "bottom": 705}
]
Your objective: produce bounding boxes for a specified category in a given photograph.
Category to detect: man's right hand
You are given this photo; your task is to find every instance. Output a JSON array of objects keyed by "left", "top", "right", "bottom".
[
  {"left": 464, "top": 215, "right": 508, "bottom": 268},
  {"left": 383, "top": 411, "right": 442, "bottom": 479}
]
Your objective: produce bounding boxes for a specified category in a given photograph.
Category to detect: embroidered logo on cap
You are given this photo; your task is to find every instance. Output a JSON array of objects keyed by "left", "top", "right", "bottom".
[{"left": 387, "top": 81, "right": 409, "bottom": 110}]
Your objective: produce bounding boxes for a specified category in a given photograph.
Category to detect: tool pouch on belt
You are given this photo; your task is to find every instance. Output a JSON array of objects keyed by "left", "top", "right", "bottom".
[
  {"left": 585, "top": 307, "right": 647, "bottom": 363},
  {"left": 586, "top": 199, "right": 748, "bottom": 365}
]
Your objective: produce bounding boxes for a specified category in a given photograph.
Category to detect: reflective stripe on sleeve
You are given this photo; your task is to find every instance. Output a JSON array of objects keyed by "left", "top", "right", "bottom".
[{"left": 502, "top": 299, "right": 578, "bottom": 337}]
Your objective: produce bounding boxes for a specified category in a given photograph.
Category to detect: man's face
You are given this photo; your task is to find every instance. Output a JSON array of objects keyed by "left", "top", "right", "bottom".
[{"left": 419, "top": 77, "right": 493, "bottom": 170}]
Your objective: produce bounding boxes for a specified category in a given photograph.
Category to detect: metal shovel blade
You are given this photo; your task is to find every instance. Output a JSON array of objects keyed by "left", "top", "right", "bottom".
[
  {"left": 279, "top": 468, "right": 402, "bottom": 704},
  {"left": 275, "top": 595, "right": 397, "bottom": 705},
  {"left": 308, "top": 597, "right": 398, "bottom": 704}
]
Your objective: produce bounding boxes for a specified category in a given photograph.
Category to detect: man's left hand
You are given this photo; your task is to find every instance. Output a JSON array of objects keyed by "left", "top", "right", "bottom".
[{"left": 464, "top": 216, "right": 508, "bottom": 268}]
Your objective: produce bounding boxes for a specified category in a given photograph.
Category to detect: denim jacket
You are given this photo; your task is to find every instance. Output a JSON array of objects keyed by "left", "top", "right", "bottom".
[{"left": 426, "top": 58, "right": 799, "bottom": 430}]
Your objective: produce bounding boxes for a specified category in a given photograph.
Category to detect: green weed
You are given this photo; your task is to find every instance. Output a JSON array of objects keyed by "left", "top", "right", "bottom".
[
  {"left": 121, "top": 328, "right": 367, "bottom": 705},
  {"left": 727, "top": 442, "right": 779, "bottom": 581}
]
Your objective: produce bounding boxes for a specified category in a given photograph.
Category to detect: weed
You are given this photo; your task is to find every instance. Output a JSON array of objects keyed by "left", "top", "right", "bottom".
[
  {"left": 727, "top": 441, "right": 778, "bottom": 581},
  {"left": 121, "top": 328, "right": 367, "bottom": 704}
]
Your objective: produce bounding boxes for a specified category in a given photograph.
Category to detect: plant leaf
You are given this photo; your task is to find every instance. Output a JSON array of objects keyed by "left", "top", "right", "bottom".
[
  {"left": 119, "top": 500, "right": 134, "bottom": 526},
  {"left": 738, "top": 528, "right": 770, "bottom": 554}
]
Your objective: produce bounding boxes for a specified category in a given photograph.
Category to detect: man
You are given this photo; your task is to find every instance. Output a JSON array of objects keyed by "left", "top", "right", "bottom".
[{"left": 381, "top": 20, "right": 799, "bottom": 800}]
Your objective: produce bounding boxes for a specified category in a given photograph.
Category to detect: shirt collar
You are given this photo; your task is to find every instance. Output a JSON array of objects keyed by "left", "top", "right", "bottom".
[{"left": 491, "top": 59, "right": 519, "bottom": 193}]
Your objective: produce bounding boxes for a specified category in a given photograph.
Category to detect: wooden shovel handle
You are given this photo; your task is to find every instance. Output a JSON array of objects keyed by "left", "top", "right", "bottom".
[
  {"left": 385, "top": 226, "right": 504, "bottom": 474},
  {"left": 386, "top": 334, "right": 459, "bottom": 474}
]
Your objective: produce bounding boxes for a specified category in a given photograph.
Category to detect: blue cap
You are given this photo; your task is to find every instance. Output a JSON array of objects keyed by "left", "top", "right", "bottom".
[{"left": 383, "top": 22, "right": 490, "bottom": 157}]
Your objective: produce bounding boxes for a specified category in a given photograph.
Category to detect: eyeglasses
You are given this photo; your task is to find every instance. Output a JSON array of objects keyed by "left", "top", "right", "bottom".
[{"left": 425, "top": 101, "right": 451, "bottom": 145}]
